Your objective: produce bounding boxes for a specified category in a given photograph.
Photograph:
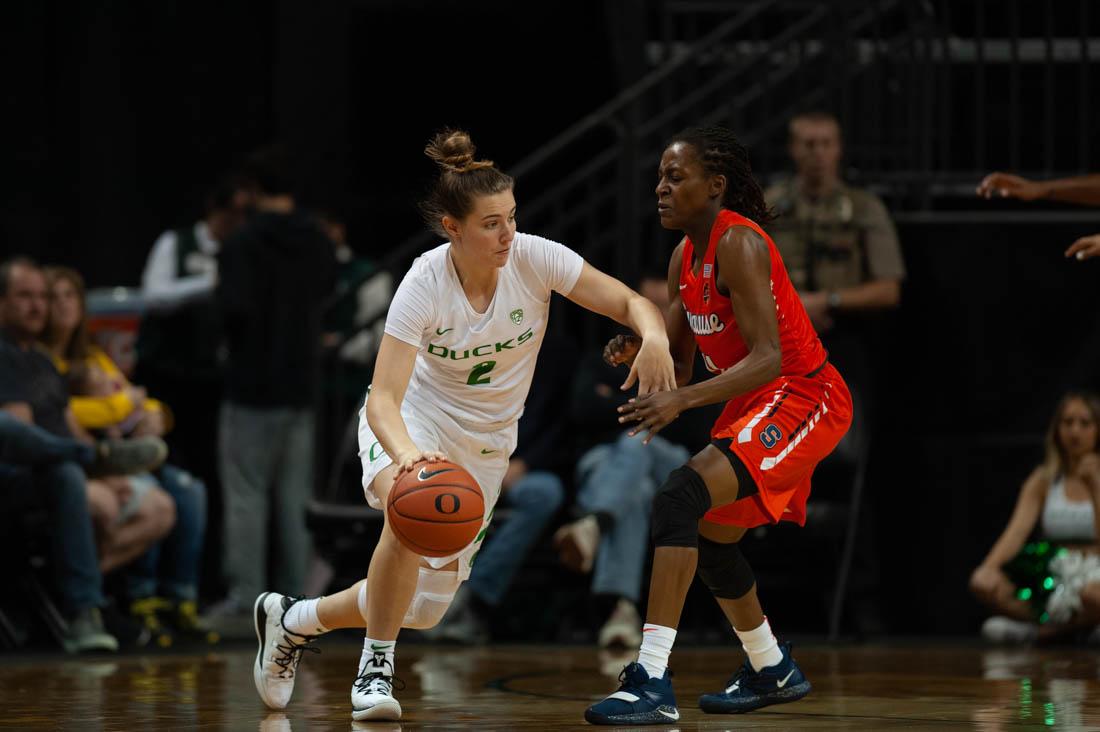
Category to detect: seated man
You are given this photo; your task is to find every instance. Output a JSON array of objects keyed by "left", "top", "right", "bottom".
[{"left": 0, "top": 257, "right": 167, "bottom": 652}]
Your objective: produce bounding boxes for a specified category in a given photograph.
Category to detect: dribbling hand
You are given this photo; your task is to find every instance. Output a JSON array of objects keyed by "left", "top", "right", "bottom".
[{"left": 393, "top": 449, "right": 449, "bottom": 481}]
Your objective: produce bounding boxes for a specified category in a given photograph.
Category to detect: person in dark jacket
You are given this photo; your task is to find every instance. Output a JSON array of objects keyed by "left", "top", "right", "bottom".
[{"left": 210, "top": 148, "right": 337, "bottom": 626}]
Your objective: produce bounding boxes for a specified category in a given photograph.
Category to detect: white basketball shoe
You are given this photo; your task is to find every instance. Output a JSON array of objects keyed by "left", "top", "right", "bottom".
[
  {"left": 253, "top": 592, "right": 319, "bottom": 709},
  {"left": 351, "top": 651, "right": 404, "bottom": 721}
]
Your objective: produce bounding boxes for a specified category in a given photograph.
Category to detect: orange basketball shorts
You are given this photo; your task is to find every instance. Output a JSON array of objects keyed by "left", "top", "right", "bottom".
[{"left": 704, "top": 362, "right": 852, "bottom": 528}]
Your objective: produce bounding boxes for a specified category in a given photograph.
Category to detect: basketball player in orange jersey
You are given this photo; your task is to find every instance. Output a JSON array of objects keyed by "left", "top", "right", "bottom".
[
  {"left": 586, "top": 126, "right": 853, "bottom": 725},
  {"left": 249, "top": 129, "right": 676, "bottom": 722}
]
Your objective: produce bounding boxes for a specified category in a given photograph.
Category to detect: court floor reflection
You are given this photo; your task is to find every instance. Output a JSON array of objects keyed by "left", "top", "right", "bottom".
[{"left": 0, "top": 641, "right": 1097, "bottom": 730}]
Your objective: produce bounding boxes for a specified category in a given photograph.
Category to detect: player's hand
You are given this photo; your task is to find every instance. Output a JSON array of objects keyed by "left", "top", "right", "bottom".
[
  {"left": 1065, "top": 234, "right": 1100, "bottom": 262},
  {"left": 618, "top": 390, "right": 683, "bottom": 444},
  {"left": 976, "top": 172, "right": 1048, "bottom": 201},
  {"left": 393, "top": 449, "right": 448, "bottom": 481},
  {"left": 622, "top": 337, "right": 676, "bottom": 396},
  {"left": 603, "top": 334, "right": 641, "bottom": 367}
]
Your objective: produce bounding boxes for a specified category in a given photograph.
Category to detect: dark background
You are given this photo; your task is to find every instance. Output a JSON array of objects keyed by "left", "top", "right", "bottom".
[
  {"left": 3, "top": 0, "right": 622, "bottom": 284},
  {"left": 4, "top": 0, "right": 1099, "bottom": 637}
]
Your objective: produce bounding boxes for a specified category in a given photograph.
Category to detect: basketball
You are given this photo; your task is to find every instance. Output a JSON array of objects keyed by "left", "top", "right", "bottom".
[{"left": 386, "top": 460, "right": 485, "bottom": 557}]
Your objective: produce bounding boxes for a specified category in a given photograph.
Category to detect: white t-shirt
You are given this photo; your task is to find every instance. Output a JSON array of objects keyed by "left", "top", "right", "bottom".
[
  {"left": 384, "top": 232, "right": 584, "bottom": 431},
  {"left": 141, "top": 221, "right": 220, "bottom": 313}
]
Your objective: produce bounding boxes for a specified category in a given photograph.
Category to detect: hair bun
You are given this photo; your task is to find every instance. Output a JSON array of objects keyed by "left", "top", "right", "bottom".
[{"left": 425, "top": 129, "right": 495, "bottom": 174}]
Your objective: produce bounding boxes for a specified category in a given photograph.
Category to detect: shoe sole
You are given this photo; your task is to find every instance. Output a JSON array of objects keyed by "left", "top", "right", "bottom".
[
  {"left": 253, "top": 592, "right": 282, "bottom": 710},
  {"left": 352, "top": 699, "right": 402, "bottom": 721},
  {"left": 584, "top": 707, "right": 680, "bottom": 725},
  {"left": 698, "top": 680, "right": 812, "bottom": 714}
]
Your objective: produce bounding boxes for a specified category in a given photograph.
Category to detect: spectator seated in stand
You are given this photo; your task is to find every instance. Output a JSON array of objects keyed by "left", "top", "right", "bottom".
[
  {"left": 42, "top": 266, "right": 211, "bottom": 645},
  {"left": 970, "top": 392, "right": 1100, "bottom": 644},
  {"left": 0, "top": 257, "right": 167, "bottom": 652}
]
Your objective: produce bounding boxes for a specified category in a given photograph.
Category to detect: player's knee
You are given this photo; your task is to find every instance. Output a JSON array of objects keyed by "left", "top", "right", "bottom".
[
  {"left": 651, "top": 466, "right": 712, "bottom": 548},
  {"left": 402, "top": 569, "right": 461, "bottom": 629},
  {"left": 696, "top": 536, "right": 755, "bottom": 599}
]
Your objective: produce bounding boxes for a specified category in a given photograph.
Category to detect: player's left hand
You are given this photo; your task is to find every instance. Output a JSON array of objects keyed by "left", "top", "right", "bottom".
[
  {"left": 618, "top": 390, "right": 682, "bottom": 444},
  {"left": 621, "top": 337, "right": 676, "bottom": 395}
]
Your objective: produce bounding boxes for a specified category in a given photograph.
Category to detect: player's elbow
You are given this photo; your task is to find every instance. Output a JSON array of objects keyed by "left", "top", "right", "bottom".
[{"left": 365, "top": 389, "right": 398, "bottom": 430}]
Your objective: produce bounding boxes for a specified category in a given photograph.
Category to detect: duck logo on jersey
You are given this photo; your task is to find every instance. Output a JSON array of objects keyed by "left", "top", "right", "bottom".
[{"left": 510, "top": 308, "right": 524, "bottom": 325}]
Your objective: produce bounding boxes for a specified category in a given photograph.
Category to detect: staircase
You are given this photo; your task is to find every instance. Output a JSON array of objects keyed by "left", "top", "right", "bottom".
[{"left": 380, "top": 0, "right": 1097, "bottom": 284}]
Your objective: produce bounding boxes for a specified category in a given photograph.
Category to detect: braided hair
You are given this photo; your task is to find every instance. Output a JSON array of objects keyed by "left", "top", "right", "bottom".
[{"left": 668, "top": 126, "right": 773, "bottom": 224}]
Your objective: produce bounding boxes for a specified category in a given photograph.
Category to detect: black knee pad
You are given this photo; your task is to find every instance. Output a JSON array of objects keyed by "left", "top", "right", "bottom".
[
  {"left": 651, "top": 465, "right": 712, "bottom": 548},
  {"left": 697, "top": 536, "right": 755, "bottom": 599}
]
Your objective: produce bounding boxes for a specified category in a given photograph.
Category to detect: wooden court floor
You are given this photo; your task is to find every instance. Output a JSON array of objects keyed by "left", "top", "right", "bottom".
[{"left": 0, "top": 641, "right": 1098, "bottom": 730}]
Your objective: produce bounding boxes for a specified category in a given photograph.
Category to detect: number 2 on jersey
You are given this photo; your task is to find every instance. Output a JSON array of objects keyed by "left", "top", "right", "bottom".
[{"left": 467, "top": 360, "right": 497, "bottom": 385}]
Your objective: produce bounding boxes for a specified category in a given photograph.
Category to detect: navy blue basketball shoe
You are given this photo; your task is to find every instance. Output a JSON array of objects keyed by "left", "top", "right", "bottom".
[
  {"left": 698, "top": 642, "right": 811, "bottom": 714},
  {"left": 585, "top": 662, "right": 680, "bottom": 725}
]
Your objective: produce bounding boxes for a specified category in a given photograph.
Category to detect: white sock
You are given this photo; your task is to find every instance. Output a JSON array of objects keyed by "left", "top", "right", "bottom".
[
  {"left": 282, "top": 597, "right": 329, "bottom": 637},
  {"left": 734, "top": 617, "right": 783, "bottom": 671},
  {"left": 637, "top": 623, "right": 676, "bottom": 679},
  {"left": 361, "top": 636, "right": 396, "bottom": 676}
]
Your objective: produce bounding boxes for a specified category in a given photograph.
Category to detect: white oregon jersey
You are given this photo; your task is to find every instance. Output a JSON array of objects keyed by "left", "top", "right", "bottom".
[{"left": 383, "top": 232, "right": 584, "bottom": 431}]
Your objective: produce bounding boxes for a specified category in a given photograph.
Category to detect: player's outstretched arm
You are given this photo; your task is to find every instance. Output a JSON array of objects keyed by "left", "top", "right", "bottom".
[
  {"left": 366, "top": 334, "right": 447, "bottom": 478},
  {"left": 566, "top": 262, "right": 675, "bottom": 395},
  {"left": 602, "top": 241, "right": 696, "bottom": 388},
  {"left": 978, "top": 172, "right": 1100, "bottom": 206}
]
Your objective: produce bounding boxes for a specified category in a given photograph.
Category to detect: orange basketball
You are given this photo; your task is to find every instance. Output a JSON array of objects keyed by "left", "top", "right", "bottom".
[{"left": 386, "top": 460, "right": 485, "bottom": 558}]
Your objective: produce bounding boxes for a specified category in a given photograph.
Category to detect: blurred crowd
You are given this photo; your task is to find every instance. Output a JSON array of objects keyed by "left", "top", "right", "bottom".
[{"left": 2, "top": 114, "right": 1098, "bottom": 654}]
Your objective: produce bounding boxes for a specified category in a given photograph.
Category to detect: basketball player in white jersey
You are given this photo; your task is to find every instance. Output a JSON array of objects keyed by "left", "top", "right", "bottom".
[{"left": 251, "top": 129, "right": 675, "bottom": 721}]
